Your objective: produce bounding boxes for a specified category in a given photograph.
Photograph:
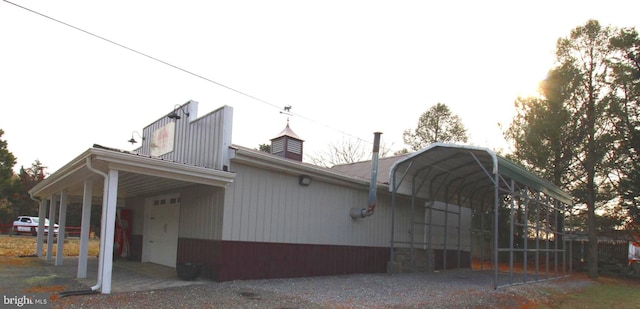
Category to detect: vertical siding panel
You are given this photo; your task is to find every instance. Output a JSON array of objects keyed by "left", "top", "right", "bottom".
[
  {"left": 223, "top": 162, "right": 444, "bottom": 249},
  {"left": 138, "top": 103, "right": 231, "bottom": 170},
  {"left": 178, "top": 185, "right": 224, "bottom": 240},
  {"left": 255, "top": 177, "right": 266, "bottom": 242},
  {"left": 268, "top": 176, "right": 277, "bottom": 242},
  {"left": 248, "top": 171, "right": 258, "bottom": 241},
  {"left": 263, "top": 177, "right": 272, "bottom": 241},
  {"left": 288, "top": 180, "right": 298, "bottom": 243},
  {"left": 230, "top": 175, "right": 241, "bottom": 240},
  {"left": 277, "top": 177, "right": 286, "bottom": 242},
  {"left": 239, "top": 170, "right": 249, "bottom": 241}
]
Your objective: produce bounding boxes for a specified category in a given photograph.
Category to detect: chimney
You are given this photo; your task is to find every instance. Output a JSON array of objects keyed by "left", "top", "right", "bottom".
[
  {"left": 270, "top": 123, "right": 304, "bottom": 161},
  {"left": 350, "top": 132, "right": 382, "bottom": 219}
]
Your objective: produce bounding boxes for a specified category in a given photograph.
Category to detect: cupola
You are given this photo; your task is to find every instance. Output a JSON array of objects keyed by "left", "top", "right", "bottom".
[{"left": 270, "top": 123, "right": 304, "bottom": 161}]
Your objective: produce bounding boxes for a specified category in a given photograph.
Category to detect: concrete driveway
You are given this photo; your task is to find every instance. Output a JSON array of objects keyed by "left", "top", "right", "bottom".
[{"left": 0, "top": 255, "right": 206, "bottom": 295}]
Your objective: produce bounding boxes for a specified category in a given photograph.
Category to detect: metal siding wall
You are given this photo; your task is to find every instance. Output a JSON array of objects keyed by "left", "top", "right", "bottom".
[
  {"left": 223, "top": 163, "right": 407, "bottom": 247},
  {"left": 387, "top": 194, "right": 419, "bottom": 248},
  {"left": 423, "top": 202, "right": 472, "bottom": 250},
  {"left": 139, "top": 104, "right": 230, "bottom": 170},
  {"left": 179, "top": 185, "right": 224, "bottom": 240}
]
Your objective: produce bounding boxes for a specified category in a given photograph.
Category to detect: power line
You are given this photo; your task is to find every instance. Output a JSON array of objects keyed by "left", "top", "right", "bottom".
[{"left": 3, "top": 0, "right": 373, "bottom": 144}]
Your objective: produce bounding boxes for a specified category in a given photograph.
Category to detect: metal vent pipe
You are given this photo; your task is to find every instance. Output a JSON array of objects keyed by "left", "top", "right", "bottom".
[{"left": 350, "top": 132, "right": 382, "bottom": 219}]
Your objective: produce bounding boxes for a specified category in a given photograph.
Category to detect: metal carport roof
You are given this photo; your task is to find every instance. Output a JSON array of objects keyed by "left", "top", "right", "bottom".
[
  {"left": 388, "top": 143, "right": 573, "bottom": 289},
  {"left": 389, "top": 143, "right": 572, "bottom": 209}
]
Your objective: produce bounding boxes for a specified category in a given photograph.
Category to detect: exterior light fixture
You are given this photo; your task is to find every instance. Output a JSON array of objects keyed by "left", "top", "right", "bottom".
[
  {"left": 168, "top": 104, "right": 190, "bottom": 120},
  {"left": 298, "top": 175, "right": 312, "bottom": 186},
  {"left": 128, "top": 131, "right": 145, "bottom": 145}
]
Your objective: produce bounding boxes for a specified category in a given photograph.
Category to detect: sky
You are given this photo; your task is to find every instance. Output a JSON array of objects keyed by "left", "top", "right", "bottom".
[{"left": 1, "top": 1, "right": 640, "bottom": 174}]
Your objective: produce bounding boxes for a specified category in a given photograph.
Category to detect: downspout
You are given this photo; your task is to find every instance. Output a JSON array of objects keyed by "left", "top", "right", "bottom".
[
  {"left": 85, "top": 157, "right": 109, "bottom": 292},
  {"left": 350, "top": 132, "right": 382, "bottom": 219}
]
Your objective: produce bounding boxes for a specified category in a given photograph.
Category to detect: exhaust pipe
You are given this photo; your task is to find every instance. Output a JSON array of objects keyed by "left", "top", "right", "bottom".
[{"left": 351, "top": 132, "right": 382, "bottom": 219}]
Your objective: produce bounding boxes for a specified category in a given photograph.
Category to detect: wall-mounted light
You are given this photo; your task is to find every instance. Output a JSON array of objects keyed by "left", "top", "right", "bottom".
[
  {"left": 299, "top": 175, "right": 312, "bottom": 186},
  {"left": 168, "top": 104, "right": 190, "bottom": 120},
  {"left": 128, "top": 131, "right": 145, "bottom": 145}
]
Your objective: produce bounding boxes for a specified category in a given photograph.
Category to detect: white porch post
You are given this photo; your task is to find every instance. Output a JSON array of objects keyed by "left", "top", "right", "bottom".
[
  {"left": 78, "top": 180, "right": 93, "bottom": 278},
  {"left": 46, "top": 195, "right": 58, "bottom": 262},
  {"left": 101, "top": 169, "right": 119, "bottom": 294},
  {"left": 55, "top": 190, "right": 68, "bottom": 266},
  {"left": 35, "top": 199, "right": 47, "bottom": 257}
]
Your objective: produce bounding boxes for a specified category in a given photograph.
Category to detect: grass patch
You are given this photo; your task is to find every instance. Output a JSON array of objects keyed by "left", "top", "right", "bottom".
[
  {"left": 541, "top": 275, "right": 640, "bottom": 308},
  {"left": 0, "top": 235, "right": 100, "bottom": 257}
]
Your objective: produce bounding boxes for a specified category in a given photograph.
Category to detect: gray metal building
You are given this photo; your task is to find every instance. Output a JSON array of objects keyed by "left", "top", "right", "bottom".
[{"left": 29, "top": 100, "right": 573, "bottom": 293}]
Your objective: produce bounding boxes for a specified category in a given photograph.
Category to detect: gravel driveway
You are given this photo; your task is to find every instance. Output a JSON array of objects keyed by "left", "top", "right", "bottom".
[
  {"left": 2, "top": 256, "right": 595, "bottom": 308},
  {"left": 55, "top": 271, "right": 594, "bottom": 309}
]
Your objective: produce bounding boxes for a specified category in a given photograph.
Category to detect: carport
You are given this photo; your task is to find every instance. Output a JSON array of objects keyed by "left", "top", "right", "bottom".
[
  {"left": 389, "top": 143, "right": 573, "bottom": 288},
  {"left": 28, "top": 145, "right": 235, "bottom": 294}
]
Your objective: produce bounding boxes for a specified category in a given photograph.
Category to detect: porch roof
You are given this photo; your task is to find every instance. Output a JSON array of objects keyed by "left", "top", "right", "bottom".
[{"left": 29, "top": 144, "right": 236, "bottom": 199}]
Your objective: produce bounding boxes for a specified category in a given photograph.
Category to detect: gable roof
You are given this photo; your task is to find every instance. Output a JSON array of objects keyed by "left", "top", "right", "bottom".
[{"left": 330, "top": 154, "right": 409, "bottom": 184}]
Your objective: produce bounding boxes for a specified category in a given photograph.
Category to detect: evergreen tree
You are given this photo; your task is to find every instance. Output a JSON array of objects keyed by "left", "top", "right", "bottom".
[{"left": 402, "top": 103, "right": 468, "bottom": 151}]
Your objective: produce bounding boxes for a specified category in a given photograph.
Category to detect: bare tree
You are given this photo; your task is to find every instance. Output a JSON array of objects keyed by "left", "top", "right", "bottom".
[{"left": 307, "top": 137, "right": 393, "bottom": 168}]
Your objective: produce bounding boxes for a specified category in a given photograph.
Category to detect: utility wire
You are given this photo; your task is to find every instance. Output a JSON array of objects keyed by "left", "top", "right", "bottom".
[{"left": 3, "top": 0, "right": 373, "bottom": 144}]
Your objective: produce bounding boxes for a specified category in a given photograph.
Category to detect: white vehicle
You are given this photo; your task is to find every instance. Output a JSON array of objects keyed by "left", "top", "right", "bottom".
[{"left": 12, "top": 216, "right": 59, "bottom": 236}]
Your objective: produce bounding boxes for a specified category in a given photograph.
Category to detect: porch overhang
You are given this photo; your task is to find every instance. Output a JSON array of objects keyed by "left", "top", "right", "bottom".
[
  {"left": 28, "top": 145, "right": 235, "bottom": 294},
  {"left": 29, "top": 145, "right": 236, "bottom": 200}
]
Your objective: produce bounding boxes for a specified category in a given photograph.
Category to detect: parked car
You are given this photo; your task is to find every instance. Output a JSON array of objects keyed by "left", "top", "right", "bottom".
[{"left": 12, "top": 216, "right": 59, "bottom": 236}]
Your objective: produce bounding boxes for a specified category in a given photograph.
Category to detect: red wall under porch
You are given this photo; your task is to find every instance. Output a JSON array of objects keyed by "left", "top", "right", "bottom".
[{"left": 177, "top": 238, "right": 390, "bottom": 281}]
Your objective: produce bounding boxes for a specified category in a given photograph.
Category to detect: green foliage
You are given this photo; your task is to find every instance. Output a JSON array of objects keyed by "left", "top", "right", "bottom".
[
  {"left": 0, "top": 129, "right": 17, "bottom": 199},
  {"left": 503, "top": 70, "right": 576, "bottom": 186},
  {"left": 402, "top": 103, "right": 468, "bottom": 151},
  {"left": 504, "top": 20, "right": 638, "bottom": 279},
  {"left": 258, "top": 143, "right": 271, "bottom": 153},
  {"left": 0, "top": 130, "right": 17, "bottom": 224},
  {"left": 393, "top": 148, "right": 409, "bottom": 156},
  {"left": 608, "top": 27, "right": 640, "bottom": 226},
  {"left": 5, "top": 161, "right": 47, "bottom": 221}
]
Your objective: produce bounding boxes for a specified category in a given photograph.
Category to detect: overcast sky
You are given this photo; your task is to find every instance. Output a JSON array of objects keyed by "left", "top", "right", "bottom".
[{"left": 1, "top": 1, "right": 639, "bottom": 173}]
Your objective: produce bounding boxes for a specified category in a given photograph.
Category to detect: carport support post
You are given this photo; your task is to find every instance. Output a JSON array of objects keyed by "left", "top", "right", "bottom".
[
  {"left": 46, "top": 194, "right": 59, "bottom": 262},
  {"left": 78, "top": 180, "right": 93, "bottom": 278},
  {"left": 55, "top": 191, "right": 68, "bottom": 266},
  {"left": 101, "top": 169, "right": 119, "bottom": 294},
  {"left": 35, "top": 199, "right": 47, "bottom": 257},
  {"left": 493, "top": 172, "right": 499, "bottom": 289}
]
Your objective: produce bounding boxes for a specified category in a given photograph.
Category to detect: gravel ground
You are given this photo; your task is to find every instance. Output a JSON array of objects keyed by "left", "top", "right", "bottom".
[{"left": 51, "top": 270, "right": 595, "bottom": 309}]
